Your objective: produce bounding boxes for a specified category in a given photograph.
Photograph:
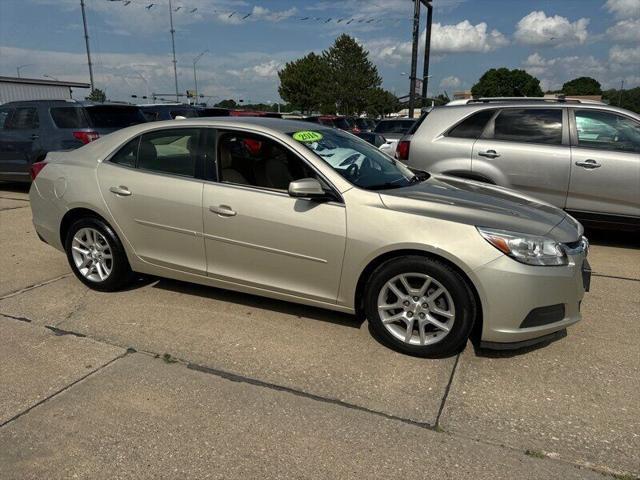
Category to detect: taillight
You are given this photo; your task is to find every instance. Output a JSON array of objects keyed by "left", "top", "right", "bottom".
[
  {"left": 30, "top": 161, "right": 47, "bottom": 180},
  {"left": 73, "top": 130, "right": 100, "bottom": 145},
  {"left": 396, "top": 140, "right": 411, "bottom": 161}
]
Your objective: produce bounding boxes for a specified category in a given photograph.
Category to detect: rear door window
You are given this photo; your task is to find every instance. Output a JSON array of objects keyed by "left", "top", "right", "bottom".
[
  {"left": 138, "top": 128, "right": 202, "bottom": 177},
  {"left": 448, "top": 109, "right": 495, "bottom": 139},
  {"left": 85, "top": 106, "right": 146, "bottom": 128},
  {"left": 489, "top": 108, "right": 562, "bottom": 145},
  {"left": 50, "top": 107, "right": 88, "bottom": 129},
  {"left": 6, "top": 107, "right": 39, "bottom": 129}
]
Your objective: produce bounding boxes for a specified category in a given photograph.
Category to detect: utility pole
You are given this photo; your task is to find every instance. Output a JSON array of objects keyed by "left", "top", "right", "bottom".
[
  {"left": 168, "top": 0, "right": 179, "bottom": 102},
  {"left": 618, "top": 80, "right": 624, "bottom": 107},
  {"left": 408, "top": 0, "right": 421, "bottom": 118},
  {"left": 80, "top": 0, "right": 95, "bottom": 91},
  {"left": 421, "top": 1, "right": 433, "bottom": 105}
]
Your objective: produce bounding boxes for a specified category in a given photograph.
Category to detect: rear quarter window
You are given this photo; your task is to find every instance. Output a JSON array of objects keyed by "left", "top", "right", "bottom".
[
  {"left": 50, "top": 107, "right": 88, "bottom": 129},
  {"left": 447, "top": 109, "right": 495, "bottom": 139}
]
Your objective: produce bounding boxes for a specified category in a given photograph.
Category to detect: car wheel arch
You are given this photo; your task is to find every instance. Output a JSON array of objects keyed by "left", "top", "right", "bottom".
[
  {"left": 354, "top": 248, "right": 483, "bottom": 340},
  {"left": 60, "top": 207, "right": 117, "bottom": 248}
]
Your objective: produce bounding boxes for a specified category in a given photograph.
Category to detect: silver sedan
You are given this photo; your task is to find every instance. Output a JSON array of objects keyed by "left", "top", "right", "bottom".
[{"left": 29, "top": 117, "right": 590, "bottom": 357}]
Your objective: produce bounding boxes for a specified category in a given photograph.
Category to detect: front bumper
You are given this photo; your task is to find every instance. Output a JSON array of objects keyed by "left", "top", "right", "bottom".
[{"left": 475, "top": 251, "right": 589, "bottom": 346}]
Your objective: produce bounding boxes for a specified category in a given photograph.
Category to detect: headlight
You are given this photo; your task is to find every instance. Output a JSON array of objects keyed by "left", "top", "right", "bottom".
[{"left": 477, "top": 227, "right": 568, "bottom": 266}]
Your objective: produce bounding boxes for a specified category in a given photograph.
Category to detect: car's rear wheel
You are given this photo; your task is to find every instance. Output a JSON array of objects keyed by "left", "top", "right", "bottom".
[
  {"left": 65, "top": 217, "right": 134, "bottom": 292},
  {"left": 364, "top": 256, "right": 476, "bottom": 358}
]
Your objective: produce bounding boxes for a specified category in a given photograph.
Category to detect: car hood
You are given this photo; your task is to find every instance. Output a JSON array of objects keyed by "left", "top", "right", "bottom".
[{"left": 378, "top": 174, "right": 581, "bottom": 242}]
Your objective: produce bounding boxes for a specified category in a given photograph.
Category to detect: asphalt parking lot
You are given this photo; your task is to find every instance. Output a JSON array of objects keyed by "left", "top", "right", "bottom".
[{"left": 0, "top": 182, "right": 638, "bottom": 479}]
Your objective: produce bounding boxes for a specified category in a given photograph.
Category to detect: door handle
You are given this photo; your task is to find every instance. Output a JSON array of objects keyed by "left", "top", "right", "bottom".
[
  {"left": 109, "top": 185, "right": 132, "bottom": 196},
  {"left": 209, "top": 205, "right": 237, "bottom": 217},
  {"left": 478, "top": 150, "right": 500, "bottom": 159},
  {"left": 575, "top": 159, "right": 601, "bottom": 169}
]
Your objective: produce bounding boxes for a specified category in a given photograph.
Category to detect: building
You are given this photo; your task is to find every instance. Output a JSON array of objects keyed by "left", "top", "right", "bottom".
[{"left": 0, "top": 76, "right": 90, "bottom": 104}]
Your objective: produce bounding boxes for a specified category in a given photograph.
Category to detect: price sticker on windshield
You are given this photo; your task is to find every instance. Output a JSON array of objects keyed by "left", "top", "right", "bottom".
[{"left": 293, "top": 131, "right": 323, "bottom": 143}]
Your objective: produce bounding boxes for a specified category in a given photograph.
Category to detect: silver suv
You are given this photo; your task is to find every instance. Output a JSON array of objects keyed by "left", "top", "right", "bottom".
[{"left": 397, "top": 98, "right": 640, "bottom": 229}]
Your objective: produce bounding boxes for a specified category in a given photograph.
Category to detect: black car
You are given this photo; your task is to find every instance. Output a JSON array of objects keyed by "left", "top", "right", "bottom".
[
  {"left": 138, "top": 104, "right": 200, "bottom": 121},
  {"left": 353, "top": 131, "right": 387, "bottom": 147},
  {"left": 0, "top": 100, "right": 146, "bottom": 182}
]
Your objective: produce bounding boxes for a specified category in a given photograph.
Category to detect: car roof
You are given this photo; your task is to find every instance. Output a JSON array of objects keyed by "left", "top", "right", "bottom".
[
  {"left": 436, "top": 101, "right": 639, "bottom": 118},
  {"left": 1, "top": 100, "right": 140, "bottom": 108}
]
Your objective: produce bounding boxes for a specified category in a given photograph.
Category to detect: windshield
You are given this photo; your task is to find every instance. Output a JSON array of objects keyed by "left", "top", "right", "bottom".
[
  {"left": 374, "top": 120, "right": 415, "bottom": 134},
  {"left": 289, "top": 128, "right": 425, "bottom": 190}
]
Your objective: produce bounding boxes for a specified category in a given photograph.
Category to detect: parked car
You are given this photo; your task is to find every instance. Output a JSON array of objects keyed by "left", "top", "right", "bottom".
[
  {"left": 304, "top": 115, "right": 351, "bottom": 130},
  {"left": 29, "top": 117, "right": 589, "bottom": 357},
  {"left": 229, "top": 110, "right": 282, "bottom": 118},
  {"left": 374, "top": 118, "right": 416, "bottom": 155},
  {"left": 139, "top": 103, "right": 200, "bottom": 121},
  {"left": 398, "top": 98, "right": 640, "bottom": 229},
  {"left": 0, "top": 100, "right": 146, "bottom": 182},
  {"left": 353, "top": 131, "right": 387, "bottom": 147},
  {"left": 197, "top": 107, "right": 231, "bottom": 117},
  {"left": 348, "top": 117, "right": 377, "bottom": 132}
]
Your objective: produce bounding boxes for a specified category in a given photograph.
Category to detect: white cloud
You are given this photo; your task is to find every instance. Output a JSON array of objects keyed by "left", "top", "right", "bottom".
[
  {"left": 514, "top": 11, "right": 589, "bottom": 46},
  {"left": 431, "top": 21, "right": 509, "bottom": 53},
  {"left": 609, "top": 45, "right": 640, "bottom": 64},
  {"left": 367, "top": 20, "right": 507, "bottom": 65},
  {"left": 522, "top": 51, "right": 640, "bottom": 91},
  {"left": 0, "top": 45, "right": 300, "bottom": 103},
  {"left": 604, "top": 0, "right": 640, "bottom": 19},
  {"left": 440, "top": 76, "right": 462, "bottom": 89},
  {"left": 607, "top": 19, "right": 640, "bottom": 42}
]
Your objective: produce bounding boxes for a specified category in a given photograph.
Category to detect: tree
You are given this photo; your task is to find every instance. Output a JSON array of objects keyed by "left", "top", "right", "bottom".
[
  {"left": 562, "top": 77, "right": 602, "bottom": 96},
  {"left": 215, "top": 99, "right": 238, "bottom": 109},
  {"left": 323, "top": 34, "right": 382, "bottom": 115},
  {"left": 86, "top": 88, "right": 106, "bottom": 102},
  {"left": 602, "top": 86, "right": 640, "bottom": 114},
  {"left": 471, "top": 68, "right": 543, "bottom": 97},
  {"left": 278, "top": 53, "right": 329, "bottom": 114},
  {"left": 366, "top": 88, "right": 399, "bottom": 117}
]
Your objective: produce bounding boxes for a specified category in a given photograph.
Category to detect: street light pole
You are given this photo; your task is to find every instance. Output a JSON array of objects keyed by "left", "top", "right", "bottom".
[
  {"left": 168, "top": 0, "right": 179, "bottom": 102},
  {"left": 80, "top": 0, "right": 95, "bottom": 91},
  {"left": 193, "top": 50, "right": 209, "bottom": 105},
  {"left": 16, "top": 64, "right": 34, "bottom": 78}
]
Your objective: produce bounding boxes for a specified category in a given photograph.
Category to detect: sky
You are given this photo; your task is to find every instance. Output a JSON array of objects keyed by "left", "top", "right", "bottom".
[{"left": 0, "top": 0, "right": 639, "bottom": 104}]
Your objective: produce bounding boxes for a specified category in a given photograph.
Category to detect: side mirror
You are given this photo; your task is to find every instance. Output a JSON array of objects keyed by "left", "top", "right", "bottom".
[{"left": 288, "top": 178, "right": 328, "bottom": 199}]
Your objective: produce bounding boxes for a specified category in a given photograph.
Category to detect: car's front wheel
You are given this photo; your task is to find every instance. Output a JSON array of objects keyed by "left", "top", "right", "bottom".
[
  {"left": 365, "top": 256, "right": 476, "bottom": 358},
  {"left": 65, "top": 217, "right": 134, "bottom": 292}
]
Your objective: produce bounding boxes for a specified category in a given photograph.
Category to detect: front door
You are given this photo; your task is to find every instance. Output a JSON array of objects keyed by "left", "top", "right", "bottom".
[
  {"left": 202, "top": 129, "right": 347, "bottom": 303},
  {"left": 472, "top": 107, "right": 571, "bottom": 207},
  {"left": 97, "top": 127, "right": 207, "bottom": 274},
  {"left": 567, "top": 108, "right": 640, "bottom": 219}
]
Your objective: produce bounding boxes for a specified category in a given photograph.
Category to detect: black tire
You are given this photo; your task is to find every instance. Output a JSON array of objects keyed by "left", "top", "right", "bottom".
[
  {"left": 364, "top": 255, "right": 476, "bottom": 358},
  {"left": 64, "top": 216, "right": 135, "bottom": 292}
]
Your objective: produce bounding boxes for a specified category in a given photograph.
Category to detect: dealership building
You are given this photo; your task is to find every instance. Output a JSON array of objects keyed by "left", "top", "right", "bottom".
[{"left": 0, "top": 76, "right": 90, "bottom": 104}]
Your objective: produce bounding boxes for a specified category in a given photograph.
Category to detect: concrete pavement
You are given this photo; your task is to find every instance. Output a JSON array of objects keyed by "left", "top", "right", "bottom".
[{"left": 0, "top": 183, "right": 638, "bottom": 479}]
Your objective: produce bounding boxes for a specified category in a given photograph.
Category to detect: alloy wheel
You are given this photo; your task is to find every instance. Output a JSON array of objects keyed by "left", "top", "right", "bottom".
[
  {"left": 71, "top": 227, "right": 113, "bottom": 282},
  {"left": 377, "top": 272, "right": 456, "bottom": 346}
]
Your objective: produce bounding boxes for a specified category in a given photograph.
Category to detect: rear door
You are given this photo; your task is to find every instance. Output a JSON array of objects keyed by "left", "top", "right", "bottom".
[
  {"left": 0, "top": 106, "right": 41, "bottom": 180},
  {"left": 472, "top": 107, "right": 570, "bottom": 207},
  {"left": 97, "top": 127, "right": 207, "bottom": 274},
  {"left": 567, "top": 108, "right": 640, "bottom": 220}
]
